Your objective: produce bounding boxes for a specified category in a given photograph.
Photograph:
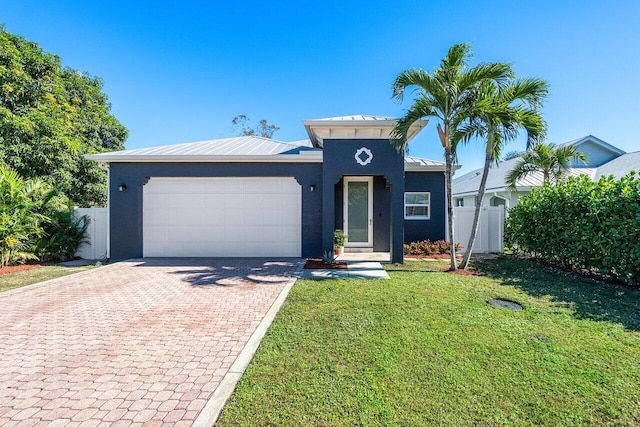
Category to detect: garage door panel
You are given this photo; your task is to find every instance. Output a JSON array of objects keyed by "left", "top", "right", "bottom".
[
  {"left": 260, "top": 209, "right": 282, "bottom": 224},
  {"left": 143, "top": 178, "right": 301, "bottom": 257},
  {"left": 241, "top": 225, "right": 280, "bottom": 242}
]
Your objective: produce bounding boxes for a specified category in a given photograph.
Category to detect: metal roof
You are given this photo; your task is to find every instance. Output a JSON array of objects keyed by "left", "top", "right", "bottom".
[
  {"left": 312, "top": 115, "right": 397, "bottom": 121},
  {"left": 86, "top": 136, "right": 322, "bottom": 162},
  {"left": 404, "top": 155, "right": 447, "bottom": 171},
  {"left": 86, "top": 135, "right": 445, "bottom": 170},
  {"left": 594, "top": 151, "right": 640, "bottom": 180}
]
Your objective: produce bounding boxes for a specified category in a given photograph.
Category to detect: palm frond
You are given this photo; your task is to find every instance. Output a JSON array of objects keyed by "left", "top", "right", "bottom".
[
  {"left": 390, "top": 97, "right": 436, "bottom": 152},
  {"left": 441, "top": 43, "right": 473, "bottom": 72}
]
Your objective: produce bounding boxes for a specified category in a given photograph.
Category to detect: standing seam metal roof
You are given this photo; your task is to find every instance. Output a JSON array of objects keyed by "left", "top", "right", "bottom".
[
  {"left": 86, "top": 135, "right": 444, "bottom": 170},
  {"left": 92, "top": 136, "right": 317, "bottom": 157}
]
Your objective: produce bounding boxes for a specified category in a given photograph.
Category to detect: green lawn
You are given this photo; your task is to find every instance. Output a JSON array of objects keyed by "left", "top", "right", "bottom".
[
  {"left": 0, "top": 265, "right": 94, "bottom": 293},
  {"left": 218, "top": 257, "right": 640, "bottom": 426}
]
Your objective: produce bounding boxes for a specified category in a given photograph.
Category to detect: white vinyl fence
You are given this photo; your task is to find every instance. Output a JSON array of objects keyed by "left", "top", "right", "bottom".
[
  {"left": 73, "top": 207, "right": 108, "bottom": 260},
  {"left": 453, "top": 206, "right": 504, "bottom": 254}
]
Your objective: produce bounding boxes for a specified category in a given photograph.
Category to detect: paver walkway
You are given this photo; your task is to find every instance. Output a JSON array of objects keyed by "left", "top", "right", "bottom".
[{"left": 0, "top": 258, "right": 302, "bottom": 426}]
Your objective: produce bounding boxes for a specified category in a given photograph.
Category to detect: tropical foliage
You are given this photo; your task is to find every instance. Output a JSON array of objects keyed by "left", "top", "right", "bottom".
[
  {"left": 456, "top": 77, "right": 549, "bottom": 269},
  {"left": 0, "top": 167, "right": 51, "bottom": 267},
  {"left": 391, "top": 43, "right": 512, "bottom": 270},
  {"left": 506, "top": 173, "right": 640, "bottom": 285},
  {"left": 0, "top": 167, "right": 89, "bottom": 267},
  {"left": 0, "top": 26, "right": 127, "bottom": 206},
  {"left": 37, "top": 204, "right": 90, "bottom": 262},
  {"left": 506, "top": 142, "right": 587, "bottom": 188}
]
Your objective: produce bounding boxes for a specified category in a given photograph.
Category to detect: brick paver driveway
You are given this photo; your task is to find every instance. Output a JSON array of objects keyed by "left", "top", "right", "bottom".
[{"left": 0, "top": 258, "right": 302, "bottom": 426}]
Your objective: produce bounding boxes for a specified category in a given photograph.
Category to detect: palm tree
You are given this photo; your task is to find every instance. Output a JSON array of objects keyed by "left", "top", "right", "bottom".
[
  {"left": 456, "top": 78, "right": 549, "bottom": 270},
  {"left": 506, "top": 142, "right": 588, "bottom": 188},
  {"left": 391, "top": 43, "right": 512, "bottom": 271}
]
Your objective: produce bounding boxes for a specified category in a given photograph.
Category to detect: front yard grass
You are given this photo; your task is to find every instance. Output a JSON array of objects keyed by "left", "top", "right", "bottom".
[
  {"left": 0, "top": 265, "right": 94, "bottom": 293},
  {"left": 218, "top": 257, "right": 640, "bottom": 426}
]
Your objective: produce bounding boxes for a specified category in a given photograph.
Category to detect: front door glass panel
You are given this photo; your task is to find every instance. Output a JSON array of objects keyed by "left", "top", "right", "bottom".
[{"left": 347, "top": 181, "right": 369, "bottom": 243}]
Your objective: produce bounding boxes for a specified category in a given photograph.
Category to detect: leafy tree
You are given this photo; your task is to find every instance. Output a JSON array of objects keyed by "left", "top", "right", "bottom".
[
  {"left": 456, "top": 78, "right": 548, "bottom": 269},
  {"left": 0, "top": 27, "right": 127, "bottom": 206},
  {"left": 506, "top": 142, "right": 587, "bottom": 188},
  {"left": 391, "top": 43, "right": 512, "bottom": 271},
  {"left": 232, "top": 114, "right": 279, "bottom": 138}
]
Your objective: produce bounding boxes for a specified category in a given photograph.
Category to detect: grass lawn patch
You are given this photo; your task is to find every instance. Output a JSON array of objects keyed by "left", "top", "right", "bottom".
[
  {"left": 217, "top": 257, "right": 640, "bottom": 426},
  {"left": 0, "top": 265, "right": 94, "bottom": 293}
]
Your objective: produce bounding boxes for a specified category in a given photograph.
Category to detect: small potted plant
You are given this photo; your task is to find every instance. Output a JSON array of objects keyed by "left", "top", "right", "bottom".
[{"left": 334, "top": 229, "right": 347, "bottom": 255}]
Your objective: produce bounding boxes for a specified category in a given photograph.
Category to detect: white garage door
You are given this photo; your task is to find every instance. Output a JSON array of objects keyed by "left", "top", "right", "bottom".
[{"left": 143, "top": 177, "right": 302, "bottom": 257}]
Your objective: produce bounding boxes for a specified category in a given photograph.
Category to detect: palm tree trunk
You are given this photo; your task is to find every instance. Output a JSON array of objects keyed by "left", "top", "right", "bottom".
[
  {"left": 459, "top": 133, "right": 494, "bottom": 269},
  {"left": 444, "top": 146, "right": 457, "bottom": 271}
]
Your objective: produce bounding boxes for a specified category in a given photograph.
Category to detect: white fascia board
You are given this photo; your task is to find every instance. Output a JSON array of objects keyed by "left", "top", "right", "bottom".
[
  {"left": 85, "top": 153, "right": 324, "bottom": 163},
  {"left": 404, "top": 165, "right": 447, "bottom": 172},
  {"left": 303, "top": 119, "right": 428, "bottom": 147}
]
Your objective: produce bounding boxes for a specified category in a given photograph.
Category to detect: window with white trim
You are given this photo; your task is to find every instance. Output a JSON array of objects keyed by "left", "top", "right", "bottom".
[
  {"left": 404, "top": 192, "right": 430, "bottom": 219},
  {"left": 455, "top": 198, "right": 464, "bottom": 207}
]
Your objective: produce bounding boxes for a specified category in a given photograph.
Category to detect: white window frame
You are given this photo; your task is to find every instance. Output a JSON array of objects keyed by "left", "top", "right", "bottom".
[
  {"left": 455, "top": 197, "right": 464, "bottom": 207},
  {"left": 404, "top": 192, "right": 430, "bottom": 220}
]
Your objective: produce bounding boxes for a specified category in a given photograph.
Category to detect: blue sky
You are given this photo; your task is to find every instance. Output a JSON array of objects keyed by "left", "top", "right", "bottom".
[{"left": 3, "top": 0, "right": 639, "bottom": 174}]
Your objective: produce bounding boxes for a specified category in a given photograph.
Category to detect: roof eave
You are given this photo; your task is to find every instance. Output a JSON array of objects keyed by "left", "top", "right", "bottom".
[
  {"left": 452, "top": 185, "right": 530, "bottom": 196},
  {"left": 404, "top": 165, "right": 447, "bottom": 172},
  {"left": 303, "top": 119, "right": 428, "bottom": 148},
  {"left": 85, "top": 153, "right": 324, "bottom": 163}
]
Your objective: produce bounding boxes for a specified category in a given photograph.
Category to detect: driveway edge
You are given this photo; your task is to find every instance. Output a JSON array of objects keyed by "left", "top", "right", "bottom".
[{"left": 193, "top": 260, "right": 304, "bottom": 427}]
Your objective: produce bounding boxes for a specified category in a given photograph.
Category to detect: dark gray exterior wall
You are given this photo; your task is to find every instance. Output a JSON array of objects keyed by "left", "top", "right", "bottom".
[
  {"left": 108, "top": 162, "right": 323, "bottom": 261},
  {"left": 322, "top": 139, "right": 404, "bottom": 263},
  {"left": 404, "top": 171, "right": 446, "bottom": 243}
]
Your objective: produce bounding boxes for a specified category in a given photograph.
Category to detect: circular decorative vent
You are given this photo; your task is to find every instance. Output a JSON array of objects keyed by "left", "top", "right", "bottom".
[{"left": 488, "top": 299, "right": 524, "bottom": 310}]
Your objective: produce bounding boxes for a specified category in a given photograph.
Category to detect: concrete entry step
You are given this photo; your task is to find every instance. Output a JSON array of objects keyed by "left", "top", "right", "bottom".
[
  {"left": 299, "top": 261, "right": 390, "bottom": 280},
  {"left": 337, "top": 252, "right": 391, "bottom": 262}
]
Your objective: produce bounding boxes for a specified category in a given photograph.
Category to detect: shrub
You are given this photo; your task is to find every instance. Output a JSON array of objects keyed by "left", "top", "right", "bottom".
[
  {"left": 0, "top": 167, "right": 90, "bottom": 267},
  {"left": 403, "top": 239, "right": 461, "bottom": 256},
  {"left": 0, "top": 167, "right": 52, "bottom": 267},
  {"left": 506, "top": 173, "right": 640, "bottom": 285},
  {"left": 36, "top": 205, "right": 90, "bottom": 262}
]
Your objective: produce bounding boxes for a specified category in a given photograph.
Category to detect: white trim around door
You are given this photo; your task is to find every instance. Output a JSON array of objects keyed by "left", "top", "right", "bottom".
[{"left": 343, "top": 176, "right": 373, "bottom": 248}]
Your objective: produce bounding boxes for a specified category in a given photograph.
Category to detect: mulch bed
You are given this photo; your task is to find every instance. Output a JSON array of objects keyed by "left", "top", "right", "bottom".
[
  {"left": 0, "top": 263, "right": 42, "bottom": 276},
  {"left": 304, "top": 258, "right": 348, "bottom": 270}
]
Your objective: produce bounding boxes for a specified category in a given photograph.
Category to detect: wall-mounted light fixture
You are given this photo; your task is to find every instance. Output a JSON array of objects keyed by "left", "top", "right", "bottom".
[
  {"left": 309, "top": 184, "right": 316, "bottom": 192},
  {"left": 118, "top": 184, "right": 127, "bottom": 192}
]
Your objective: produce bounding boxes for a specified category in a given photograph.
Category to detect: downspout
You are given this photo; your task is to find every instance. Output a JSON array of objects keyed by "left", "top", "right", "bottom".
[{"left": 98, "top": 162, "right": 110, "bottom": 260}]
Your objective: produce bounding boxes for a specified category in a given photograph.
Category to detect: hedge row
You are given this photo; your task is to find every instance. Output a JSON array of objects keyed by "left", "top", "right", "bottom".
[{"left": 505, "top": 173, "right": 640, "bottom": 285}]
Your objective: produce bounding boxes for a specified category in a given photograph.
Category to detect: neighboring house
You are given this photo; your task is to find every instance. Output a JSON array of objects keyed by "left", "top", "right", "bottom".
[
  {"left": 452, "top": 135, "right": 632, "bottom": 209},
  {"left": 87, "top": 115, "right": 447, "bottom": 263}
]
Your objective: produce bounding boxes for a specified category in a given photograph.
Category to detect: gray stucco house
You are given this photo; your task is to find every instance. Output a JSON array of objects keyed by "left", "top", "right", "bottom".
[{"left": 88, "top": 115, "right": 447, "bottom": 263}]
